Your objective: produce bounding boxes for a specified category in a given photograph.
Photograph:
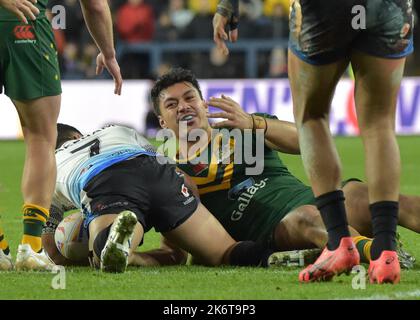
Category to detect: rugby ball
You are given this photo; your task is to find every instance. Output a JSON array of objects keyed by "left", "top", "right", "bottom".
[{"left": 54, "top": 211, "right": 89, "bottom": 261}]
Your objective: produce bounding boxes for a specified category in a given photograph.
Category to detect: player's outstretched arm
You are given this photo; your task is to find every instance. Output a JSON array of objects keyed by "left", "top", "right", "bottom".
[
  {"left": 262, "top": 119, "right": 300, "bottom": 154},
  {"left": 129, "top": 237, "right": 188, "bottom": 267},
  {"left": 213, "top": 0, "right": 239, "bottom": 55},
  {"left": 207, "top": 95, "right": 300, "bottom": 154},
  {"left": 79, "top": 0, "right": 123, "bottom": 95},
  {"left": 0, "top": 0, "right": 39, "bottom": 24},
  {"left": 41, "top": 233, "right": 89, "bottom": 266}
]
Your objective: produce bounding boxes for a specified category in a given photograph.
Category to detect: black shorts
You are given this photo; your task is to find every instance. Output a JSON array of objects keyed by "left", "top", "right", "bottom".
[
  {"left": 289, "top": 0, "right": 414, "bottom": 65},
  {"left": 81, "top": 155, "right": 198, "bottom": 233}
]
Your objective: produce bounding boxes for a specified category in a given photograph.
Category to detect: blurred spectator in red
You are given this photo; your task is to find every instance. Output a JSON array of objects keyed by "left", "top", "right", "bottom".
[
  {"left": 116, "top": 0, "right": 155, "bottom": 43},
  {"left": 116, "top": 0, "right": 155, "bottom": 78},
  {"left": 52, "top": 29, "right": 65, "bottom": 56}
]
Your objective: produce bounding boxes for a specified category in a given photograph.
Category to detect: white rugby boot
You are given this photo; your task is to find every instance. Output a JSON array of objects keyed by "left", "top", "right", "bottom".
[
  {"left": 267, "top": 248, "right": 322, "bottom": 268},
  {"left": 0, "top": 249, "right": 13, "bottom": 271},
  {"left": 15, "top": 243, "right": 56, "bottom": 271},
  {"left": 100, "top": 210, "right": 137, "bottom": 273}
]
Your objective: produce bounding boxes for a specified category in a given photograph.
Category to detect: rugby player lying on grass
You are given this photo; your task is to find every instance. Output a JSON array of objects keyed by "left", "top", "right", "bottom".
[
  {"left": 42, "top": 123, "right": 280, "bottom": 272},
  {"left": 143, "top": 68, "right": 419, "bottom": 270}
]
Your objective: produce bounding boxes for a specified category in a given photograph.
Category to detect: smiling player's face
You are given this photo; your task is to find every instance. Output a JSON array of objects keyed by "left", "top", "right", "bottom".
[{"left": 158, "top": 82, "right": 210, "bottom": 138}]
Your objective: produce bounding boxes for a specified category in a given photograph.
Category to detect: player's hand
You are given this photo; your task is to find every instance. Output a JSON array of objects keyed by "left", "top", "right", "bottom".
[
  {"left": 96, "top": 52, "right": 123, "bottom": 95},
  {"left": 213, "top": 12, "right": 238, "bottom": 56},
  {"left": 207, "top": 95, "right": 252, "bottom": 130},
  {"left": 0, "top": 0, "right": 39, "bottom": 24}
]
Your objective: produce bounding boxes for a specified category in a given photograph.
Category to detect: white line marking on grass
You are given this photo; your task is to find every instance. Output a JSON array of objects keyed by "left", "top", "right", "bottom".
[{"left": 344, "top": 289, "right": 420, "bottom": 300}]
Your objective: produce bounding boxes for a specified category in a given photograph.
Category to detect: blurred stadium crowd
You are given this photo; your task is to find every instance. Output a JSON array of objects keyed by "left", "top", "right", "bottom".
[{"left": 48, "top": 0, "right": 420, "bottom": 80}]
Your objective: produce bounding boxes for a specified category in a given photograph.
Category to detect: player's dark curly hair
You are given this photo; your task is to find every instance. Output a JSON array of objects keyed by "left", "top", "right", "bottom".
[
  {"left": 56, "top": 123, "right": 82, "bottom": 149},
  {"left": 150, "top": 67, "right": 203, "bottom": 116}
]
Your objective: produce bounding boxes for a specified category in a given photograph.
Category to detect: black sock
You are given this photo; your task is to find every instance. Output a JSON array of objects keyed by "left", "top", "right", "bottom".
[
  {"left": 229, "top": 241, "right": 273, "bottom": 267},
  {"left": 370, "top": 201, "right": 398, "bottom": 260},
  {"left": 93, "top": 225, "right": 112, "bottom": 258},
  {"left": 316, "top": 190, "right": 350, "bottom": 250}
]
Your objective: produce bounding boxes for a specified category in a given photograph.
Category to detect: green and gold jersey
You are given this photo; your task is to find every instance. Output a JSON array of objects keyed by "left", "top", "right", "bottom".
[
  {"left": 0, "top": 0, "right": 48, "bottom": 21},
  {"left": 176, "top": 114, "right": 316, "bottom": 245}
]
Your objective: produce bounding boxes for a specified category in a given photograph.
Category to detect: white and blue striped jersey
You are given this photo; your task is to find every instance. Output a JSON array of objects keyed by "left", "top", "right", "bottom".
[{"left": 53, "top": 125, "right": 156, "bottom": 209}]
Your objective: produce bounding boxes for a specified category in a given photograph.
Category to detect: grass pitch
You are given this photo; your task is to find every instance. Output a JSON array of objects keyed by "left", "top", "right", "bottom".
[{"left": 0, "top": 137, "right": 419, "bottom": 300}]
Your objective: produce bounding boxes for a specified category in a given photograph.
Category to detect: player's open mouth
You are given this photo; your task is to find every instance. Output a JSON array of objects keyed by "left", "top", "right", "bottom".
[{"left": 178, "top": 114, "right": 196, "bottom": 125}]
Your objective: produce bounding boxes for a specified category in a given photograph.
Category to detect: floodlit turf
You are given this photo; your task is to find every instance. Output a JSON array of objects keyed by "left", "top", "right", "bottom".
[{"left": 0, "top": 137, "right": 419, "bottom": 300}]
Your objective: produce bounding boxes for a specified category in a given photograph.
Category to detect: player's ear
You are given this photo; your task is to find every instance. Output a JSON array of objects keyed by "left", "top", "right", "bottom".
[
  {"left": 203, "top": 100, "right": 209, "bottom": 111},
  {"left": 72, "top": 133, "right": 82, "bottom": 140},
  {"left": 158, "top": 115, "right": 167, "bottom": 129}
]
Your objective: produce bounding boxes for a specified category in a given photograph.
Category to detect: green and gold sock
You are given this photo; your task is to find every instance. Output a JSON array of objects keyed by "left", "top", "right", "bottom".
[
  {"left": 21, "top": 204, "right": 49, "bottom": 253},
  {"left": 0, "top": 220, "right": 10, "bottom": 255},
  {"left": 353, "top": 236, "right": 372, "bottom": 263}
]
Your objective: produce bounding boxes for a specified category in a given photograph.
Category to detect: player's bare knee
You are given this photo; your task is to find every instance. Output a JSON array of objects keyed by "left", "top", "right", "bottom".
[
  {"left": 359, "top": 118, "right": 395, "bottom": 137},
  {"left": 343, "top": 181, "right": 366, "bottom": 200},
  {"left": 399, "top": 195, "right": 420, "bottom": 232},
  {"left": 410, "top": 218, "right": 420, "bottom": 233},
  {"left": 280, "top": 206, "right": 321, "bottom": 245},
  {"left": 296, "top": 205, "right": 321, "bottom": 229},
  {"left": 287, "top": 206, "right": 323, "bottom": 246},
  {"left": 22, "top": 126, "right": 58, "bottom": 146},
  {"left": 409, "top": 210, "right": 420, "bottom": 232},
  {"left": 343, "top": 182, "right": 369, "bottom": 216}
]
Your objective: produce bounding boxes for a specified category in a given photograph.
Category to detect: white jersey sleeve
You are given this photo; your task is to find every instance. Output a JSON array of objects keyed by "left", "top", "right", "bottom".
[{"left": 54, "top": 125, "right": 156, "bottom": 207}]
